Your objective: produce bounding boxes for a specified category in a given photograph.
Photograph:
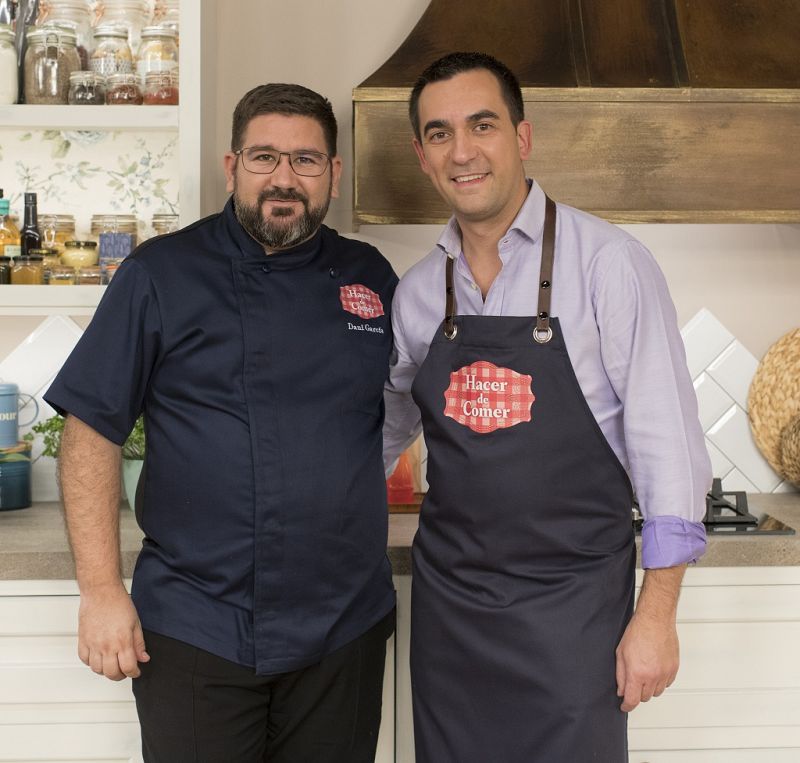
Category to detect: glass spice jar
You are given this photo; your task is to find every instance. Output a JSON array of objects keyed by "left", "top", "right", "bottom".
[
  {"left": 28, "top": 247, "right": 60, "bottom": 283},
  {"left": 36, "top": 0, "right": 94, "bottom": 69},
  {"left": 49, "top": 265, "right": 76, "bottom": 285},
  {"left": 105, "top": 72, "right": 142, "bottom": 104},
  {"left": 24, "top": 26, "right": 81, "bottom": 104},
  {"left": 76, "top": 265, "right": 103, "bottom": 285},
  {"left": 61, "top": 240, "right": 98, "bottom": 268},
  {"left": 93, "top": 0, "right": 149, "bottom": 55},
  {"left": 91, "top": 213, "right": 139, "bottom": 259},
  {"left": 101, "top": 257, "right": 124, "bottom": 282},
  {"left": 143, "top": 69, "right": 178, "bottom": 105},
  {"left": 90, "top": 24, "right": 132, "bottom": 77},
  {"left": 0, "top": 24, "right": 17, "bottom": 105},
  {"left": 151, "top": 212, "right": 179, "bottom": 236},
  {"left": 68, "top": 71, "right": 106, "bottom": 104},
  {"left": 151, "top": 0, "right": 179, "bottom": 41},
  {"left": 11, "top": 254, "right": 44, "bottom": 284},
  {"left": 136, "top": 26, "right": 177, "bottom": 86}
]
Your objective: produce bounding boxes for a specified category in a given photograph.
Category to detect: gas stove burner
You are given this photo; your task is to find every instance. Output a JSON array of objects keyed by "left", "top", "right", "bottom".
[{"left": 704, "top": 478, "right": 758, "bottom": 531}]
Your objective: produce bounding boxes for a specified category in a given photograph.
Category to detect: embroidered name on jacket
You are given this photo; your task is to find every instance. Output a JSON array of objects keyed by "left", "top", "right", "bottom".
[
  {"left": 444, "top": 361, "right": 535, "bottom": 434},
  {"left": 340, "top": 284, "right": 384, "bottom": 319}
]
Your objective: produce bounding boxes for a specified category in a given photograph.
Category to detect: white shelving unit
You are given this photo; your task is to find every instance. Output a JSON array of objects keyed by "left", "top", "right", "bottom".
[{"left": 0, "top": 0, "right": 218, "bottom": 314}]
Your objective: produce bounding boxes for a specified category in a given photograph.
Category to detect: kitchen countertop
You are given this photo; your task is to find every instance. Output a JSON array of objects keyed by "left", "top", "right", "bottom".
[{"left": 1, "top": 493, "right": 799, "bottom": 580}]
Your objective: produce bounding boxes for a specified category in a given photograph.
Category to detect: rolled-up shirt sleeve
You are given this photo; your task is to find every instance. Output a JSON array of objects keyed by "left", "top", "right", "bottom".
[
  {"left": 44, "top": 258, "right": 163, "bottom": 445},
  {"left": 595, "top": 240, "right": 711, "bottom": 568}
]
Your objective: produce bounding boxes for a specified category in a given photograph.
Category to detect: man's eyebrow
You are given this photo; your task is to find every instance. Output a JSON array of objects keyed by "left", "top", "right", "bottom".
[
  {"left": 422, "top": 119, "right": 451, "bottom": 135},
  {"left": 466, "top": 110, "right": 500, "bottom": 123}
]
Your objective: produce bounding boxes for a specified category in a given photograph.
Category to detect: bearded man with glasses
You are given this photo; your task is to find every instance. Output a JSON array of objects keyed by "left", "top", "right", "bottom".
[{"left": 45, "top": 84, "right": 397, "bottom": 762}]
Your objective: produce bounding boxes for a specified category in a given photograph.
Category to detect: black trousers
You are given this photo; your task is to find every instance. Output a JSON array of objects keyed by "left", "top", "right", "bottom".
[{"left": 132, "top": 610, "right": 395, "bottom": 763}]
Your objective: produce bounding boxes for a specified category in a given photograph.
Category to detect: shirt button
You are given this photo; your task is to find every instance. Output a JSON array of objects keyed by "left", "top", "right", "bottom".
[
  {"left": 471, "top": 283, "right": 478, "bottom": 290},
  {"left": 329, "top": 267, "right": 340, "bottom": 278},
  {"left": 261, "top": 265, "right": 271, "bottom": 274}
]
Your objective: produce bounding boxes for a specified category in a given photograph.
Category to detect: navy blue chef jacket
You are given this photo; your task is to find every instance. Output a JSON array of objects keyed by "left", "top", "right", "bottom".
[{"left": 45, "top": 199, "right": 398, "bottom": 675}]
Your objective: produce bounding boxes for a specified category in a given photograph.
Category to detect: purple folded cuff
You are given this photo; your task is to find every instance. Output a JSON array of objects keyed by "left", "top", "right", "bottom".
[{"left": 641, "top": 516, "right": 707, "bottom": 569}]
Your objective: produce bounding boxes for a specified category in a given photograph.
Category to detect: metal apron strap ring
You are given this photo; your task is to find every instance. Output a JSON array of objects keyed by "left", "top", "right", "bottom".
[{"left": 533, "top": 196, "right": 556, "bottom": 344}]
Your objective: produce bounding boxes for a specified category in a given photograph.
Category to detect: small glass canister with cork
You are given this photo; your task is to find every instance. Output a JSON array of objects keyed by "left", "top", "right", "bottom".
[
  {"left": 49, "top": 265, "right": 76, "bottom": 285},
  {"left": 24, "top": 26, "right": 81, "bottom": 104},
  {"left": 0, "top": 23, "right": 17, "bottom": 105},
  {"left": 90, "top": 24, "right": 132, "bottom": 77}
]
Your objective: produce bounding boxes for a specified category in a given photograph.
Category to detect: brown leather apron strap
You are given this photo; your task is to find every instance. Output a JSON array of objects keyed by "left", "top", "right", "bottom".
[
  {"left": 534, "top": 196, "right": 556, "bottom": 344},
  {"left": 444, "top": 255, "right": 457, "bottom": 340}
]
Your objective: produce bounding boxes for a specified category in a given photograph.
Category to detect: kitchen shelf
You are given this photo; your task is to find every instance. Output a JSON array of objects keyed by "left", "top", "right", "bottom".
[
  {"left": 0, "top": 285, "right": 105, "bottom": 315},
  {"left": 0, "top": 105, "right": 179, "bottom": 130}
]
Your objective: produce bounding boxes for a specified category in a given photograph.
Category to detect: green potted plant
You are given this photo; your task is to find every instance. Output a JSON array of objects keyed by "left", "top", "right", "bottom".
[{"left": 25, "top": 416, "right": 145, "bottom": 509}]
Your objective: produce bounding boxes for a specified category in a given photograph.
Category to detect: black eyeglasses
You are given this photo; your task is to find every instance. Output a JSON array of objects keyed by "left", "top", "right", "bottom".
[{"left": 234, "top": 147, "right": 331, "bottom": 177}]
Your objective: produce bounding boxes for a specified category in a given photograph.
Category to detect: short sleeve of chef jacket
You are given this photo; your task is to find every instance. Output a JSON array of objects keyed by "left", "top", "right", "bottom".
[{"left": 45, "top": 258, "right": 161, "bottom": 445}]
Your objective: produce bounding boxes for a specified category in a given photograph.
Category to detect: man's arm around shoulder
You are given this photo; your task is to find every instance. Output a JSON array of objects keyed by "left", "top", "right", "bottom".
[{"left": 60, "top": 415, "right": 149, "bottom": 681}]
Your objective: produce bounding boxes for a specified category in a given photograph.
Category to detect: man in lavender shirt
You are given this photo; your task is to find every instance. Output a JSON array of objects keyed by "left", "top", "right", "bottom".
[{"left": 383, "top": 52, "right": 712, "bottom": 761}]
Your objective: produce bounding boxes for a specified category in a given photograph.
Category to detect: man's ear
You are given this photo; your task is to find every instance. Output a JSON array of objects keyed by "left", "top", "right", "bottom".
[
  {"left": 223, "top": 152, "right": 237, "bottom": 194},
  {"left": 413, "top": 138, "right": 431, "bottom": 176}
]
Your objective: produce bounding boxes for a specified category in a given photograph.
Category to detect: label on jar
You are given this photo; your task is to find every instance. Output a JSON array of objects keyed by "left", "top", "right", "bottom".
[
  {"left": 4, "top": 245, "right": 20, "bottom": 257},
  {"left": 99, "top": 232, "right": 136, "bottom": 261},
  {"left": 137, "top": 59, "right": 177, "bottom": 82}
]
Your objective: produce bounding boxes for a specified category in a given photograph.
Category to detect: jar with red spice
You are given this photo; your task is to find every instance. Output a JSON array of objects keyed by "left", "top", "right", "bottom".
[
  {"left": 106, "top": 72, "right": 143, "bottom": 104},
  {"left": 143, "top": 69, "right": 178, "bottom": 105}
]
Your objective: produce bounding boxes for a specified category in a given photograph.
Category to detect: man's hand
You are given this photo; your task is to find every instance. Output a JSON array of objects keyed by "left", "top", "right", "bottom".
[
  {"left": 78, "top": 583, "right": 149, "bottom": 681},
  {"left": 615, "top": 565, "right": 686, "bottom": 712}
]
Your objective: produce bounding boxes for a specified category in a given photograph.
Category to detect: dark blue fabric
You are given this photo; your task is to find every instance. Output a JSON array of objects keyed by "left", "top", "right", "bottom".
[{"left": 45, "top": 199, "right": 397, "bottom": 675}]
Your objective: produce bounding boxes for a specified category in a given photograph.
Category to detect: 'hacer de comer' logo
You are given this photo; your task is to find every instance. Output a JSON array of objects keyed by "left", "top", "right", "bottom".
[
  {"left": 443, "top": 361, "right": 535, "bottom": 434},
  {"left": 339, "top": 284, "right": 384, "bottom": 320}
]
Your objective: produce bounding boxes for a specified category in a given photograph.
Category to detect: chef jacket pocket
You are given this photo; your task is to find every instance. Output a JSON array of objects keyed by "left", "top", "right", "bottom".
[{"left": 347, "top": 341, "right": 390, "bottom": 416}]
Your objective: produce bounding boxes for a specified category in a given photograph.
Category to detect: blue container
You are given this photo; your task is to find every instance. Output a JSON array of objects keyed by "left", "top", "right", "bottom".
[{"left": 0, "top": 443, "right": 32, "bottom": 511}]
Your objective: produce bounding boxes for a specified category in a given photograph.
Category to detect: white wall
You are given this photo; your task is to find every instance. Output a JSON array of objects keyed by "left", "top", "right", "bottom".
[{"left": 210, "top": 0, "right": 800, "bottom": 360}]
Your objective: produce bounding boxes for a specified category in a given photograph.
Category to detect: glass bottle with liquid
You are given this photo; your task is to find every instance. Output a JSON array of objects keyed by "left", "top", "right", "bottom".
[{"left": 20, "top": 193, "right": 41, "bottom": 256}]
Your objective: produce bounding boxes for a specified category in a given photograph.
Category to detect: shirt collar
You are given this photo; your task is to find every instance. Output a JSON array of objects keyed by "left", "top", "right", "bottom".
[{"left": 435, "top": 179, "right": 547, "bottom": 258}]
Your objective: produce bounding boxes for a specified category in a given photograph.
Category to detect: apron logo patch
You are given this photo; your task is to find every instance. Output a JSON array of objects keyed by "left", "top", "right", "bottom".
[
  {"left": 444, "top": 361, "right": 535, "bottom": 434},
  {"left": 340, "top": 284, "right": 384, "bottom": 320}
]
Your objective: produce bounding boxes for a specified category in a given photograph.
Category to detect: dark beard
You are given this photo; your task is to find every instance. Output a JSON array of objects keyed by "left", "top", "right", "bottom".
[{"left": 234, "top": 183, "right": 331, "bottom": 251}]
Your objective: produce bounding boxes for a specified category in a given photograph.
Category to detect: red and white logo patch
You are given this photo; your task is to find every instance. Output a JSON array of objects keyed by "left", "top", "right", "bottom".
[
  {"left": 443, "top": 361, "right": 535, "bottom": 434},
  {"left": 339, "top": 284, "right": 384, "bottom": 320}
]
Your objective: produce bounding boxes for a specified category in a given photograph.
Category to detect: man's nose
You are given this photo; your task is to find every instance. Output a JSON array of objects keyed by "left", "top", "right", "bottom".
[
  {"left": 450, "top": 131, "right": 478, "bottom": 164},
  {"left": 270, "top": 153, "right": 296, "bottom": 186}
]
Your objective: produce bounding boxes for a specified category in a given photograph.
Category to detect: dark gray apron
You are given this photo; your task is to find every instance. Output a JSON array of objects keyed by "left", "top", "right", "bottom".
[{"left": 410, "top": 198, "right": 636, "bottom": 762}]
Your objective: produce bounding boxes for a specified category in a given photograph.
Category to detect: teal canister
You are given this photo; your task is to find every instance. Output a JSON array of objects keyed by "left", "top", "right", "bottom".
[
  {"left": 0, "top": 441, "right": 32, "bottom": 510},
  {"left": 0, "top": 382, "right": 38, "bottom": 448}
]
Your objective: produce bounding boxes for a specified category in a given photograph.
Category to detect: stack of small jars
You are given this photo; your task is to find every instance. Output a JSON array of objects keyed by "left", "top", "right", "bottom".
[{"left": 10, "top": 0, "right": 179, "bottom": 106}]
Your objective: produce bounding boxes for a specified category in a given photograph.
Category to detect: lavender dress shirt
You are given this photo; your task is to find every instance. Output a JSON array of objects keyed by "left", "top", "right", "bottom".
[{"left": 383, "top": 181, "right": 710, "bottom": 568}]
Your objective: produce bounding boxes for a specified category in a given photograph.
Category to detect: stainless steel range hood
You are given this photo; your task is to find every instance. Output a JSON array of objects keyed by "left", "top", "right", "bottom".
[{"left": 352, "top": 0, "right": 800, "bottom": 225}]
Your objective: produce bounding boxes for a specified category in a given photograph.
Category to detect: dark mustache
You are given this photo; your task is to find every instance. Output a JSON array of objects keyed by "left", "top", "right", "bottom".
[{"left": 259, "top": 189, "right": 308, "bottom": 203}]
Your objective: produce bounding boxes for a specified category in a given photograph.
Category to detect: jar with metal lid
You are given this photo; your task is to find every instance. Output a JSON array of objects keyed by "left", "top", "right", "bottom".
[
  {"left": 61, "top": 240, "right": 98, "bottom": 269},
  {"left": 36, "top": 0, "right": 94, "bottom": 68},
  {"left": 105, "top": 72, "right": 142, "bottom": 104},
  {"left": 24, "top": 26, "right": 81, "bottom": 104},
  {"left": 90, "top": 24, "right": 132, "bottom": 76},
  {"left": 91, "top": 214, "right": 138, "bottom": 260},
  {"left": 28, "top": 247, "right": 60, "bottom": 283},
  {"left": 40, "top": 213, "right": 76, "bottom": 255},
  {"left": 0, "top": 256, "right": 11, "bottom": 284},
  {"left": 0, "top": 24, "right": 16, "bottom": 105},
  {"left": 68, "top": 71, "right": 106, "bottom": 104},
  {"left": 93, "top": 0, "right": 149, "bottom": 54},
  {"left": 151, "top": 212, "right": 179, "bottom": 236},
  {"left": 143, "top": 69, "right": 178, "bottom": 105},
  {"left": 49, "top": 265, "right": 76, "bottom": 285},
  {"left": 136, "top": 26, "right": 177, "bottom": 87},
  {"left": 151, "top": 0, "right": 179, "bottom": 41},
  {"left": 76, "top": 265, "right": 103, "bottom": 285},
  {"left": 11, "top": 255, "right": 44, "bottom": 284},
  {"left": 101, "top": 257, "right": 124, "bottom": 282}
]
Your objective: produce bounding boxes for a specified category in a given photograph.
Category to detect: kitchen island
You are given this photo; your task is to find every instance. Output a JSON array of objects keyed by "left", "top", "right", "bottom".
[{"left": 2, "top": 493, "right": 799, "bottom": 762}]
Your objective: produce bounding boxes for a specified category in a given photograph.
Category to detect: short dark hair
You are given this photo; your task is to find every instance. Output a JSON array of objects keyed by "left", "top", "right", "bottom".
[
  {"left": 408, "top": 52, "right": 525, "bottom": 141},
  {"left": 231, "top": 83, "right": 338, "bottom": 156}
]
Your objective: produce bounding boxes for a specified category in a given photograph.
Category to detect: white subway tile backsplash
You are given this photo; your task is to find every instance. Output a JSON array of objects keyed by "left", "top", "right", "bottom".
[
  {"left": 706, "top": 341, "right": 760, "bottom": 410},
  {"left": 707, "top": 406, "right": 782, "bottom": 492},
  {"left": 680, "top": 309, "right": 735, "bottom": 380},
  {"left": 693, "top": 374, "right": 736, "bottom": 432},
  {"left": 705, "top": 439, "right": 734, "bottom": 479},
  {"left": 721, "top": 468, "right": 759, "bottom": 493}
]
